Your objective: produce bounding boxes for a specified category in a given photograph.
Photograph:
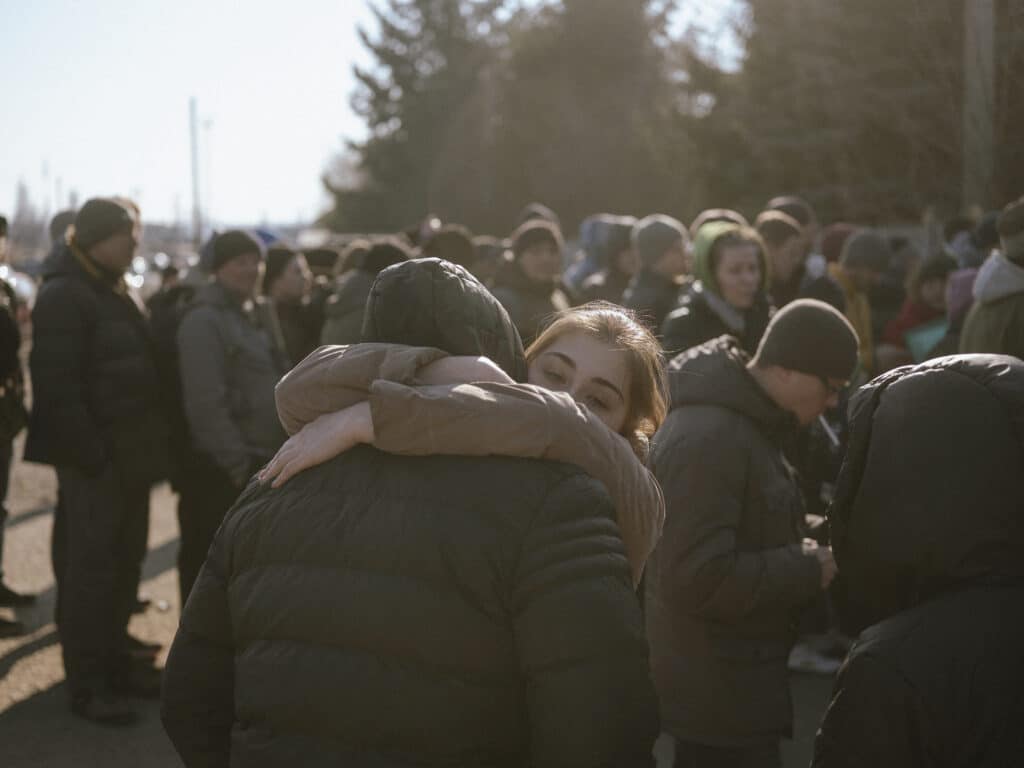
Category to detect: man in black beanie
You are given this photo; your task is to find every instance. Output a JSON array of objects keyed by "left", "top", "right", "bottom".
[
  {"left": 646, "top": 299, "right": 859, "bottom": 766},
  {"left": 490, "top": 219, "right": 570, "bottom": 344},
  {"left": 622, "top": 214, "right": 689, "bottom": 333},
  {"left": 175, "top": 229, "right": 287, "bottom": 604},
  {"left": 25, "top": 197, "right": 170, "bottom": 725}
]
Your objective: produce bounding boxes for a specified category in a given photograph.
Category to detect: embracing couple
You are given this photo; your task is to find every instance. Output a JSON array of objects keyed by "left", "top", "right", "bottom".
[{"left": 160, "top": 257, "right": 667, "bottom": 767}]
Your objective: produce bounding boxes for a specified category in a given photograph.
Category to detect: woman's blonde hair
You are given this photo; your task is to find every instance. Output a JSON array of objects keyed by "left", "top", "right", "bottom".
[{"left": 526, "top": 302, "right": 668, "bottom": 459}]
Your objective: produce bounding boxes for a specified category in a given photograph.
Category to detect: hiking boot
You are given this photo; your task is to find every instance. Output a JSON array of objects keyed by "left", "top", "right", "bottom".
[
  {"left": 0, "top": 583, "right": 36, "bottom": 607},
  {"left": 70, "top": 691, "right": 140, "bottom": 727},
  {"left": 0, "top": 616, "right": 25, "bottom": 638}
]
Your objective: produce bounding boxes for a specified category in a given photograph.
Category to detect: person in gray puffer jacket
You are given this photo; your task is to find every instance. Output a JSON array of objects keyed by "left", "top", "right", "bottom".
[
  {"left": 175, "top": 230, "right": 288, "bottom": 602},
  {"left": 161, "top": 258, "right": 659, "bottom": 768}
]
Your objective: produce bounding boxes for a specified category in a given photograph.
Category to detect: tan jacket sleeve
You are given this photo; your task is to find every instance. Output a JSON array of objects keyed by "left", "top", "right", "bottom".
[
  {"left": 370, "top": 380, "right": 664, "bottom": 585},
  {"left": 274, "top": 344, "right": 449, "bottom": 435}
]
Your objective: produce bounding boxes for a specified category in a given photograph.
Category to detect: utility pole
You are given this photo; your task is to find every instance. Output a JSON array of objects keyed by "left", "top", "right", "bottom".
[
  {"left": 963, "top": 0, "right": 995, "bottom": 210},
  {"left": 190, "top": 97, "right": 202, "bottom": 249}
]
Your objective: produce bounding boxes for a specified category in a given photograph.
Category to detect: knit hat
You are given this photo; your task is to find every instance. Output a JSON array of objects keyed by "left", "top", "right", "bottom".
[
  {"left": 997, "top": 197, "right": 1024, "bottom": 264},
  {"left": 422, "top": 224, "right": 476, "bottom": 269},
  {"left": 689, "top": 208, "right": 748, "bottom": 239},
  {"left": 753, "top": 298, "right": 860, "bottom": 381},
  {"left": 511, "top": 219, "right": 563, "bottom": 259},
  {"left": 755, "top": 210, "right": 803, "bottom": 248},
  {"left": 71, "top": 197, "right": 135, "bottom": 251},
  {"left": 632, "top": 214, "right": 687, "bottom": 268},
  {"left": 514, "top": 202, "right": 560, "bottom": 232},
  {"left": 840, "top": 229, "right": 892, "bottom": 273},
  {"left": 211, "top": 230, "right": 264, "bottom": 272}
]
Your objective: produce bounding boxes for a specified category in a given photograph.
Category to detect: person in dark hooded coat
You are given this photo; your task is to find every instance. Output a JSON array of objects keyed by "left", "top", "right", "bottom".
[
  {"left": 161, "top": 258, "right": 659, "bottom": 768},
  {"left": 813, "top": 354, "right": 1024, "bottom": 767}
]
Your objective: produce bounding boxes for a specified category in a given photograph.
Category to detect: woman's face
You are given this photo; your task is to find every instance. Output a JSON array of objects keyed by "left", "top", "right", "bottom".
[
  {"left": 528, "top": 331, "right": 631, "bottom": 434},
  {"left": 276, "top": 255, "right": 312, "bottom": 302},
  {"left": 714, "top": 243, "right": 762, "bottom": 310},
  {"left": 519, "top": 242, "right": 562, "bottom": 283}
]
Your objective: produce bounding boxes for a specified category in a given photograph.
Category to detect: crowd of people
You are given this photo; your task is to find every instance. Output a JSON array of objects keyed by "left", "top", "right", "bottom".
[{"left": 0, "top": 191, "right": 1021, "bottom": 766}]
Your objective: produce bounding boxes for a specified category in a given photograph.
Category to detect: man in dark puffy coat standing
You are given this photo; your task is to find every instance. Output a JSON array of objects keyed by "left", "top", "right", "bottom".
[
  {"left": 646, "top": 300, "right": 859, "bottom": 766},
  {"left": 161, "top": 258, "right": 659, "bottom": 767},
  {"left": 26, "top": 198, "right": 169, "bottom": 725},
  {"left": 813, "top": 354, "right": 1024, "bottom": 766}
]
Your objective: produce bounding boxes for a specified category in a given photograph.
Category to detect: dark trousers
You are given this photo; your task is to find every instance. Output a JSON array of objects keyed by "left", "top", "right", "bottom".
[
  {"left": 0, "top": 438, "right": 11, "bottom": 580},
  {"left": 55, "top": 464, "right": 150, "bottom": 698},
  {"left": 674, "top": 740, "right": 781, "bottom": 768},
  {"left": 176, "top": 456, "right": 240, "bottom": 606}
]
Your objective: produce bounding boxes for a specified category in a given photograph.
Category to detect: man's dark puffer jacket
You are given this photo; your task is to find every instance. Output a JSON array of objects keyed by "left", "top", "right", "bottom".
[
  {"left": 814, "top": 354, "right": 1024, "bottom": 767},
  {"left": 25, "top": 244, "right": 168, "bottom": 481},
  {"left": 645, "top": 336, "right": 820, "bottom": 748},
  {"left": 161, "top": 258, "right": 659, "bottom": 768}
]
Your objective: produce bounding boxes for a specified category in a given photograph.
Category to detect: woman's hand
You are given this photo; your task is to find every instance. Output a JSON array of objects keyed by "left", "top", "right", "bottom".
[{"left": 259, "top": 401, "right": 375, "bottom": 488}]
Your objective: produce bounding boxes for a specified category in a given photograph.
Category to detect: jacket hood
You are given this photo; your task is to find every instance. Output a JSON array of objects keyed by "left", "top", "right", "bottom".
[
  {"left": 666, "top": 335, "right": 794, "bottom": 439},
  {"left": 972, "top": 253, "right": 1024, "bottom": 305},
  {"left": 692, "top": 221, "right": 769, "bottom": 298},
  {"left": 830, "top": 354, "right": 1024, "bottom": 630},
  {"left": 362, "top": 258, "right": 528, "bottom": 382}
]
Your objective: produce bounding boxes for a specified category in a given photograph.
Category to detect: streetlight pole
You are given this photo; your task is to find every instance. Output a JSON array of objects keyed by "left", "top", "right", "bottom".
[{"left": 190, "top": 97, "right": 202, "bottom": 249}]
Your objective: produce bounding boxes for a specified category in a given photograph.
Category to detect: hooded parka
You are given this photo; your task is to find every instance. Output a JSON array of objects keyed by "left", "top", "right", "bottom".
[{"left": 814, "top": 355, "right": 1024, "bottom": 767}]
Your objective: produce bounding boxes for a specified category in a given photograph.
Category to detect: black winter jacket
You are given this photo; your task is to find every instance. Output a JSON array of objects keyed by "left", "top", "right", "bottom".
[
  {"left": 25, "top": 245, "right": 168, "bottom": 480},
  {"left": 622, "top": 269, "right": 680, "bottom": 333},
  {"left": 815, "top": 354, "right": 1024, "bottom": 767},
  {"left": 660, "top": 284, "right": 770, "bottom": 357},
  {"left": 161, "top": 259, "right": 658, "bottom": 767},
  {"left": 645, "top": 337, "right": 820, "bottom": 747}
]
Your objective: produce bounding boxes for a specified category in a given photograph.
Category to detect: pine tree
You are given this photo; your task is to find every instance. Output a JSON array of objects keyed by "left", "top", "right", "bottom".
[{"left": 321, "top": 0, "right": 506, "bottom": 232}]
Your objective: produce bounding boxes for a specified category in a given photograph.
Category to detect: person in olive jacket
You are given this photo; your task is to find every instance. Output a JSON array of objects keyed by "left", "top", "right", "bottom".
[
  {"left": 646, "top": 300, "right": 859, "bottom": 766},
  {"left": 161, "top": 258, "right": 660, "bottom": 768},
  {"left": 26, "top": 198, "right": 169, "bottom": 726},
  {"left": 813, "top": 354, "right": 1024, "bottom": 767}
]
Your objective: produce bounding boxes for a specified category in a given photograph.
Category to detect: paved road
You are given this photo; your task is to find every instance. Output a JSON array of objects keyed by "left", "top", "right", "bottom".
[{"left": 0, "top": 441, "right": 834, "bottom": 767}]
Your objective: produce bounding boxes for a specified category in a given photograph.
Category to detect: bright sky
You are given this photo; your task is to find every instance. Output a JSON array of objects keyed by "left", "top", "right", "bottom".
[{"left": 2, "top": 0, "right": 736, "bottom": 228}]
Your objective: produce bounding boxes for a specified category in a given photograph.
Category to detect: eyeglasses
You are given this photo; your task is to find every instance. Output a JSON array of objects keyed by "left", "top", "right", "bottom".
[{"left": 819, "top": 377, "right": 847, "bottom": 398}]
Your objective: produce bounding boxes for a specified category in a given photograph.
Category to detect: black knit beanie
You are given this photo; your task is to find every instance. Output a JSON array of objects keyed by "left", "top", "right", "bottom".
[
  {"left": 72, "top": 197, "right": 135, "bottom": 251},
  {"left": 840, "top": 229, "right": 892, "bottom": 273},
  {"left": 212, "top": 230, "right": 264, "bottom": 272},
  {"left": 511, "top": 220, "right": 563, "bottom": 259},
  {"left": 633, "top": 214, "right": 687, "bottom": 268},
  {"left": 754, "top": 299, "right": 860, "bottom": 381}
]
